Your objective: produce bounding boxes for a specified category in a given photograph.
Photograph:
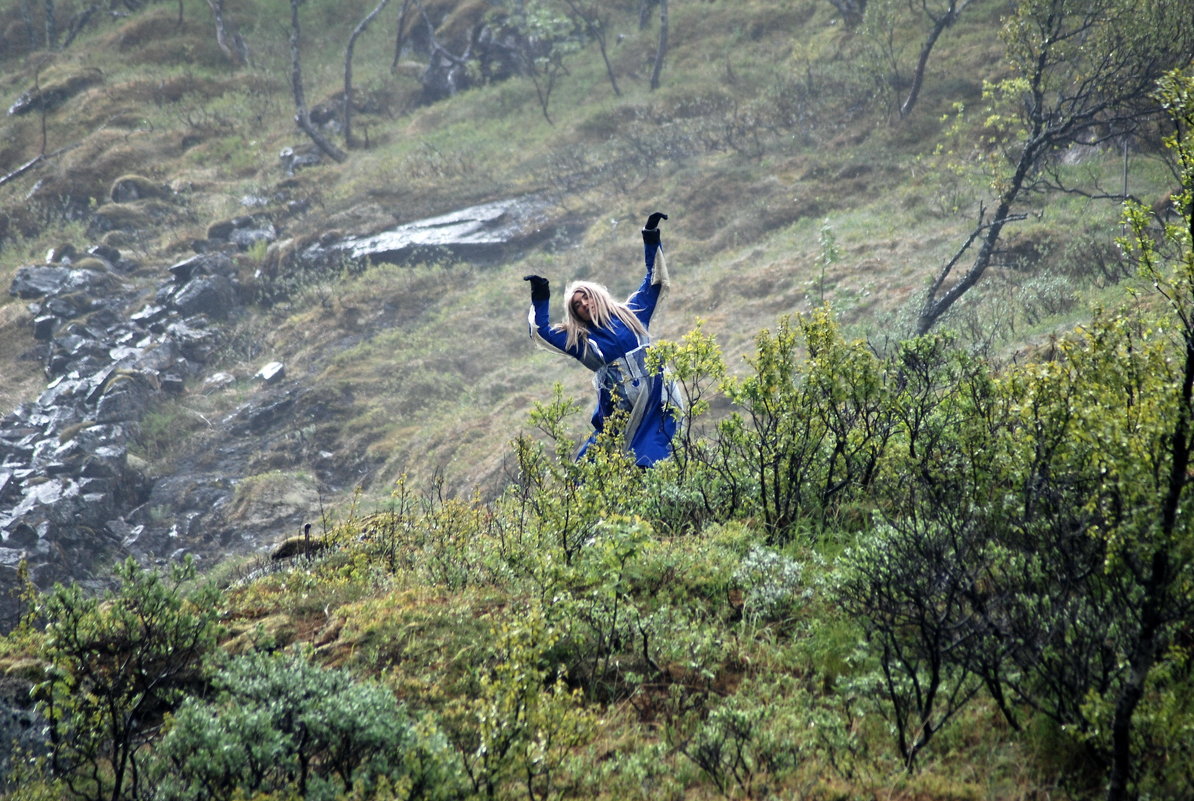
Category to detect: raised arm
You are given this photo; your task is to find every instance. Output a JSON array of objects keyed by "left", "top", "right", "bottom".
[
  {"left": 525, "top": 274, "right": 571, "bottom": 353},
  {"left": 525, "top": 275, "right": 608, "bottom": 372},
  {"left": 627, "top": 211, "right": 669, "bottom": 327}
]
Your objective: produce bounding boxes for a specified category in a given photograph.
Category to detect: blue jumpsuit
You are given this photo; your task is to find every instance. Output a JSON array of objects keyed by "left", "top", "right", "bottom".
[{"left": 529, "top": 239, "right": 677, "bottom": 466}]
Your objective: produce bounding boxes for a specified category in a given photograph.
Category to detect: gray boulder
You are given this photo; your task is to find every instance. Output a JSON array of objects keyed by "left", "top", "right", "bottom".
[
  {"left": 10, "top": 264, "right": 119, "bottom": 303},
  {"left": 95, "top": 375, "right": 151, "bottom": 424},
  {"left": 9, "top": 266, "right": 74, "bottom": 299},
  {"left": 170, "top": 274, "right": 235, "bottom": 319}
]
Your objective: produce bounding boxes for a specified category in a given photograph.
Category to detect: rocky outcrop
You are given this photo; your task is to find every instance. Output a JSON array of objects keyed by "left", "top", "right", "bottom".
[
  {"left": 0, "top": 249, "right": 244, "bottom": 628},
  {"left": 0, "top": 672, "right": 45, "bottom": 786},
  {"left": 325, "top": 195, "right": 552, "bottom": 266}
]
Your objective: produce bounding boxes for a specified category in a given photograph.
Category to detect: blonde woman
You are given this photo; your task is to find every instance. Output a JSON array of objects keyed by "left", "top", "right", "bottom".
[{"left": 524, "top": 212, "right": 677, "bottom": 466}]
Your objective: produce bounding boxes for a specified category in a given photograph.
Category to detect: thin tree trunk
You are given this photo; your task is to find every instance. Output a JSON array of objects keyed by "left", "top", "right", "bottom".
[
  {"left": 596, "top": 32, "right": 620, "bottom": 97},
  {"left": 649, "top": 0, "right": 667, "bottom": 90},
  {"left": 43, "top": 0, "right": 57, "bottom": 49},
  {"left": 204, "top": 0, "right": 249, "bottom": 65},
  {"left": 390, "top": 0, "right": 414, "bottom": 73},
  {"left": 900, "top": 1, "right": 962, "bottom": 118},
  {"left": 20, "top": 0, "right": 37, "bottom": 49},
  {"left": 563, "top": 0, "right": 619, "bottom": 97},
  {"left": 1106, "top": 323, "right": 1193, "bottom": 801},
  {"left": 344, "top": 0, "right": 392, "bottom": 148},
  {"left": 290, "top": 0, "right": 347, "bottom": 163},
  {"left": 639, "top": 0, "right": 655, "bottom": 29}
]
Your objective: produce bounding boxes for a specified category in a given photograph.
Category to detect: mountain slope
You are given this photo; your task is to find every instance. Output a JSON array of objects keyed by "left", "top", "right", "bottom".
[{"left": 0, "top": 0, "right": 1176, "bottom": 589}]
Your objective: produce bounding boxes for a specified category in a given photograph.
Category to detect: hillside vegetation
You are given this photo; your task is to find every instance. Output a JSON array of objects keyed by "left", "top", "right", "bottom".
[{"left": 2, "top": 0, "right": 1193, "bottom": 799}]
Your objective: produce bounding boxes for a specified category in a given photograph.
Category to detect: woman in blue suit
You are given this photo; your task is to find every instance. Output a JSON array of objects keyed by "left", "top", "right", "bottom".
[{"left": 524, "top": 212, "right": 678, "bottom": 466}]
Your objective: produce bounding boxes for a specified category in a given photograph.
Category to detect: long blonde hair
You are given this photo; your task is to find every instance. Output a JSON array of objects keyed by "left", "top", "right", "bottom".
[{"left": 557, "top": 280, "right": 647, "bottom": 354}]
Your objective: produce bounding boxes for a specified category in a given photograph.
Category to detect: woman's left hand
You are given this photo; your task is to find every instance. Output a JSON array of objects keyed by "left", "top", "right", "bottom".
[{"left": 644, "top": 211, "right": 668, "bottom": 230}]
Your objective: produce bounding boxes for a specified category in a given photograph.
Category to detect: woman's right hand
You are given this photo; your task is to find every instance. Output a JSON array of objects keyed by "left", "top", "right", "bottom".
[{"left": 524, "top": 274, "right": 550, "bottom": 302}]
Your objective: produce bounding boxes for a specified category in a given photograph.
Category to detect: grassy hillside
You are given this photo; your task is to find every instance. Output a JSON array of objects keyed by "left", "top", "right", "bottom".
[{"left": 2, "top": 0, "right": 1171, "bottom": 518}]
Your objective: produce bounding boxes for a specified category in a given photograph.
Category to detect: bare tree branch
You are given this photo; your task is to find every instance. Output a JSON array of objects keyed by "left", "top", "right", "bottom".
[
  {"left": 916, "top": 0, "right": 1191, "bottom": 335},
  {"left": 290, "top": 0, "right": 346, "bottom": 163},
  {"left": 0, "top": 155, "right": 46, "bottom": 190},
  {"left": 900, "top": 0, "right": 971, "bottom": 118},
  {"left": 0, "top": 137, "right": 81, "bottom": 190},
  {"left": 344, "top": 0, "right": 392, "bottom": 148}
]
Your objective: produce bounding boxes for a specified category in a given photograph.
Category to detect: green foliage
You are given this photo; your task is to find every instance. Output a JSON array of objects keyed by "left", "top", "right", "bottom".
[
  {"left": 353, "top": 477, "right": 495, "bottom": 591},
  {"left": 133, "top": 401, "right": 210, "bottom": 464},
  {"left": 730, "top": 544, "right": 805, "bottom": 625},
  {"left": 147, "top": 646, "right": 462, "bottom": 801},
  {"left": 838, "top": 519, "right": 985, "bottom": 771},
  {"left": 640, "top": 325, "right": 734, "bottom": 534},
  {"left": 676, "top": 688, "right": 812, "bottom": 800},
  {"left": 832, "top": 72, "right": 1194, "bottom": 795},
  {"left": 448, "top": 605, "right": 596, "bottom": 801},
  {"left": 9, "top": 8, "right": 1194, "bottom": 801},
  {"left": 35, "top": 558, "right": 221, "bottom": 801},
  {"left": 511, "top": 384, "right": 643, "bottom": 567},
  {"left": 717, "top": 307, "right": 893, "bottom": 541}
]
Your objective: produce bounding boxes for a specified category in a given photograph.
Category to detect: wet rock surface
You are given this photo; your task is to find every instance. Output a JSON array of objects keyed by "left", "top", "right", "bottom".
[{"left": 330, "top": 195, "right": 552, "bottom": 265}]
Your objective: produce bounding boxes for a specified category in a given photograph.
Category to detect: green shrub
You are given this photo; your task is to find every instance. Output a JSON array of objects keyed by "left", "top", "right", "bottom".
[
  {"left": 447, "top": 605, "right": 596, "bottom": 801},
  {"left": 36, "top": 558, "right": 221, "bottom": 801},
  {"left": 716, "top": 308, "right": 894, "bottom": 542},
  {"left": 676, "top": 689, "right": 812, "bottom": 800},
  {"left": 148, "top": 646, "right": 463, "bottom": 801}
]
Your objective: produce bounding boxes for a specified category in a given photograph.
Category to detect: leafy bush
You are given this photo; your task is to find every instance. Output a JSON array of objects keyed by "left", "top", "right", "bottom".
[
  {"left": 715, "top": 308, "right": 895, "bottom": 542},
  {"left": 677, "top": 690, "right": 812, "bottom": 800},
  {"left": 148, "top": 646, "right": 463, "bottom": 801},
  {"left": 446, "top": 605, "right": 596, "bottom": 801},
  {"left": 831, "top": 74, "right": 1194, "bottom": 794},
  {"left": 731, "top": 545, "right": 806, "bottom": 624},
  {"left": 35, "top": 558, "right": 220, "bottom": 801}
]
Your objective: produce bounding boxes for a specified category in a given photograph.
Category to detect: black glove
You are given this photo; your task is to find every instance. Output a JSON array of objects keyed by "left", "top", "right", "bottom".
[
  {"left": 523, "top": 274, "right": 550, "bottom": 303},
  {"left": 642, "top": 211, "right": 668, "bottom": 246}
]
